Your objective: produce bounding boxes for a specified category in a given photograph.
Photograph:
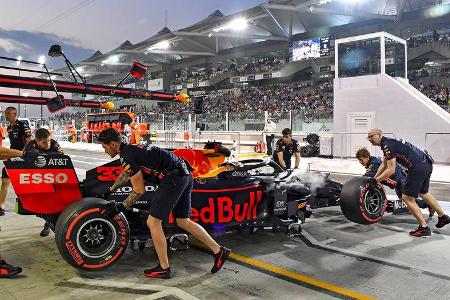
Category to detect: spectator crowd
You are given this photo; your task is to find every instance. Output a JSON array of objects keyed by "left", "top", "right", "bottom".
[
  {"left": 231, "top": 58, "right": 286, "bottom": 76},
  {"left": 51, "top": 72, "right": 449, "bottom": 129},
  {"left": 173, "top": 66, "right": 229, "bottom": 85},
  {"left": 143, "top": 79, "right": 334, "bottom": 122}
]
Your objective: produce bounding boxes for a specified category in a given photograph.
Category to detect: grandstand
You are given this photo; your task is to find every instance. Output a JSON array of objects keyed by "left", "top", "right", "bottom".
[{"left": 53, "top": 1, "right": 449, "bottom": 105}]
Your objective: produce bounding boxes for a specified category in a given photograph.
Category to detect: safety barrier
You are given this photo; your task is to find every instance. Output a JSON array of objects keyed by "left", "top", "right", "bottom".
[{"left": 51, "top": 129, "right": 400, "bottom": 160}]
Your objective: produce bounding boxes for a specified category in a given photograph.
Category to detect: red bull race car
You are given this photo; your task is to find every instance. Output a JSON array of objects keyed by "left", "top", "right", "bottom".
[{"left": 5, "top": 142, "right": 343, "bottom": 271}]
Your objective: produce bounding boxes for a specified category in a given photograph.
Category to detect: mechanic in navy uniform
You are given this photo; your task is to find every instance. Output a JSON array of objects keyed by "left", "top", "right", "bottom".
[
  {"left": 0, "top": 107, "right": 31, "bottom": 217},
  {"left": 355, "top": 148, "right": 434, "bottom": 217},
  {"left": 23, "top": 128, "right": 64, "bottom": 237},
  {"left": 97, "top": 128, "right": 230, "bottom": 279},
  {"left": 24, "top": 128, "right": 63, "bottom": 157},
  {"left": 367, "top": 128, "right": 450, "bottom": 237},
  {"left": 273, "top": 128, "right": 301, "bottom": 169},
  {"left": 0, "top": 145, "right": 27, "bottom": 279}
]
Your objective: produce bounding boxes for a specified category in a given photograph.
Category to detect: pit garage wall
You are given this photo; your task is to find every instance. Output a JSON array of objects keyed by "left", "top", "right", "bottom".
[{"left": 333, "top": 74, "right": 450, "bottom": 163}]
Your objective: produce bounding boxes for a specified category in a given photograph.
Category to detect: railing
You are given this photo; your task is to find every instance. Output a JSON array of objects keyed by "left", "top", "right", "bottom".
[
  {"left": 335, "top": 132, "right": 395, "bottom": 159},
  {"left": 53, "top": 129, "right": 397, "bottom": 159}
]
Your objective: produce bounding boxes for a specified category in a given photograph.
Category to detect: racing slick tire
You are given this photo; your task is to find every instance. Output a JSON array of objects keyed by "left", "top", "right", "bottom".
[
  {"left": 55, "top": 198, "right": 130, "bottom": 271},
  {"left": 339, "top": 176, "right": 387, "bottom": 224}
]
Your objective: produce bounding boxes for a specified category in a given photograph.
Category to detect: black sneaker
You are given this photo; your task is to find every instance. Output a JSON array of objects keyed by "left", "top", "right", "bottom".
[
  {"left": 409, "top": 226, "right": 431, "bottom": 237},
  {"left": 0, "top": 208, "right": 5, "bottom": 216},
  {"left": 144, "top": 265, "right": 172, "bottom": 279},
  {"left": 40, "top": 223, "right": 51, "bottom": 237},
  {"left": 211, "top": 246, "right": 231, "bottom": 274},
  {"left": 436, "top": 215, "right": 450, "bottom": 228},
  {"left": 0, "top": 260, "right": 22, "bottom": 278}
]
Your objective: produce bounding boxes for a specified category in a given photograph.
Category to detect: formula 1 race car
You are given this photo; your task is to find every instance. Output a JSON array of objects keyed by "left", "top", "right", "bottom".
[{"left": 5, "top": 142, "right": 342, "bottom": 271}]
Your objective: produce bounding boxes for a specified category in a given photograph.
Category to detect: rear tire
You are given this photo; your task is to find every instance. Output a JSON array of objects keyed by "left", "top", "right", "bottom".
[
  {"left": 55, "top": 198, "right": 130, "bottom": 271},
  {"left": 340, "top": 177, "right": 387, "bottom": 224}
]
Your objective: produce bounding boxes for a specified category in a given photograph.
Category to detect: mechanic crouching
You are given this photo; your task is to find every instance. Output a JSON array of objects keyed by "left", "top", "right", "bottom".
[
  {"left": 356, "top": 148, "right": 434, "bottom": 217},
  {"left": 97, "top": 128, "right": 230, "bottom": 279},
  {"left": 24, "top": 128, "right": 64, "bottom": 237}
]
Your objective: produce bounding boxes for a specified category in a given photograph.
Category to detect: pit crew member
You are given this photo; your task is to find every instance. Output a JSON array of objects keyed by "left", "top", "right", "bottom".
[
  {"left": 367, "top": 128, "right": 450, "bottom": 237},
  {"left": 0, "top": 145, "right": 29, "bottom": 278},
  {"left": 24, "top": 128, "right": 64, "bottom": 237},
  {"left": 356, "top": 148, "right": 434, "bottom": 217},
  {"left": 263, "top": 116, "right": 277, "bottom": 155},
  {"left": 273, "top": 128, "right": 300, "bottom": 170},
  {"left": 98, "top": 128, "right": 230, "bottom": 279},
  {"left": 0, "top": 107, "right": 31, "bottom": 217}
]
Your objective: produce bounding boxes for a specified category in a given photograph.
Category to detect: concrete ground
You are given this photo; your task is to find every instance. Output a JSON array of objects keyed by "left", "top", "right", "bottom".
[{"left": 1, "top": 148, "right": 450, "bottom": 300}]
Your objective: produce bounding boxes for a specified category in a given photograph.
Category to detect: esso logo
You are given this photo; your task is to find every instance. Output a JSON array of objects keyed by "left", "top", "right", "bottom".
[{"left": 19, "top": 173, "right": 69, "bottom": 184}]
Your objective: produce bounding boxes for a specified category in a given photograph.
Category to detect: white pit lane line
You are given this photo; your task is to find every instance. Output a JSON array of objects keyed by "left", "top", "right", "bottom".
[{"left": 64, "top": 277, "right": 200, "bottom": 300}]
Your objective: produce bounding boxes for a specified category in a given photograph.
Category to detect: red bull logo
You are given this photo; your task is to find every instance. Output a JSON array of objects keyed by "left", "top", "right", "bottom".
[{"left": 169, "top": 191, "right": 262, "bottom": 224}]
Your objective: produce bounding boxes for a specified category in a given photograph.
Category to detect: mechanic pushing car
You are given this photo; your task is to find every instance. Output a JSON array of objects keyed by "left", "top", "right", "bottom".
[
  {"left": 24, "top": 128, "right": 64, "bottom": 237},
  {"left": 97, "top": 128, "right": 230, "bottom": 279},
  {"left": 0, "top": 107, "right": 31, "bottom": 217},
  {"left": 356, "top": 148, "right": 434, "bottom": 217},
  {"left": 0, "top": 145, "right": 30, "bottom": 278},
  {"left": 273, "top": 128, "right": 300, "bottom": 170},
  {"left": 367, "top": 128, "right": 450, "bottom": 237}
]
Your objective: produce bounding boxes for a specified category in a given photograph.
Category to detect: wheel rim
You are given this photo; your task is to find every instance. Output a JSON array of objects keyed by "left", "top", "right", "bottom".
[
  {"left": 76, "top": 218, "right": 117, "bottom": 259},
  {"left": 364, "top": 188, "right": 384, "bottom": 215}
]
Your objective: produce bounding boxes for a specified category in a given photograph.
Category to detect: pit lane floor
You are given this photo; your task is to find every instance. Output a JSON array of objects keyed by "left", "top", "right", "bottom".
[{"left": 1, "top": 149, "right": 450, "bottom": 300}]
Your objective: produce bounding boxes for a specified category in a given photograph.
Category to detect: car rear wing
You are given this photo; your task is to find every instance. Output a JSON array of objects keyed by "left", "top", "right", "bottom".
[{"left": 4, "top": 154, "right": 82, "bottom": 215}]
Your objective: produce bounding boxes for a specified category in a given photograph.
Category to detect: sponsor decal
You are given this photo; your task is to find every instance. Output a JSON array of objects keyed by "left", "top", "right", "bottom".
[
  {"left": 169, "top": 191, "right": 262, "bottom": 224},
  {"left": 114, "top": 216, "right": 127, "bottom": 246},
  {"left": 393, "top": 199, "right": 407, "bottom": 210},
  {"left": 48, "top": 158, "right": 69, "bottom": 166},
  {"left": 97, "top": 166, "right": 123, "bottom": 181},
  {"left": 34, "top": 156, "right": 46, "bottom": 167},
  {"left": 276, "top": 200, "right": 286, "bottom": 208},
  {"left": 113, "top": 185, "right": 158, "bottom": 194},
  {"left": 231, "top": 171, "right": 248, "bottom": 177},
  {"left": 19, "top": 172, "right": 68, "bottom": 184},
  {"left": 65, "top": 240, "right": 84, "bottom": 265},
  {"left": 10, "top": 157, "right": 24, "bottom": 162},
  {"left": 195, "top": 178, "right": 207, "bottom": 184}
]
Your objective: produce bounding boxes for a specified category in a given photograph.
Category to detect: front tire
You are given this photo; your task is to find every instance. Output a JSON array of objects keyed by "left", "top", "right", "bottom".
[
  {"left": 340, "top": 177, "right": 387, "bottom": 224},
  {"left": 55, "top": 198, "right": 130, "bottom": 271}
]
